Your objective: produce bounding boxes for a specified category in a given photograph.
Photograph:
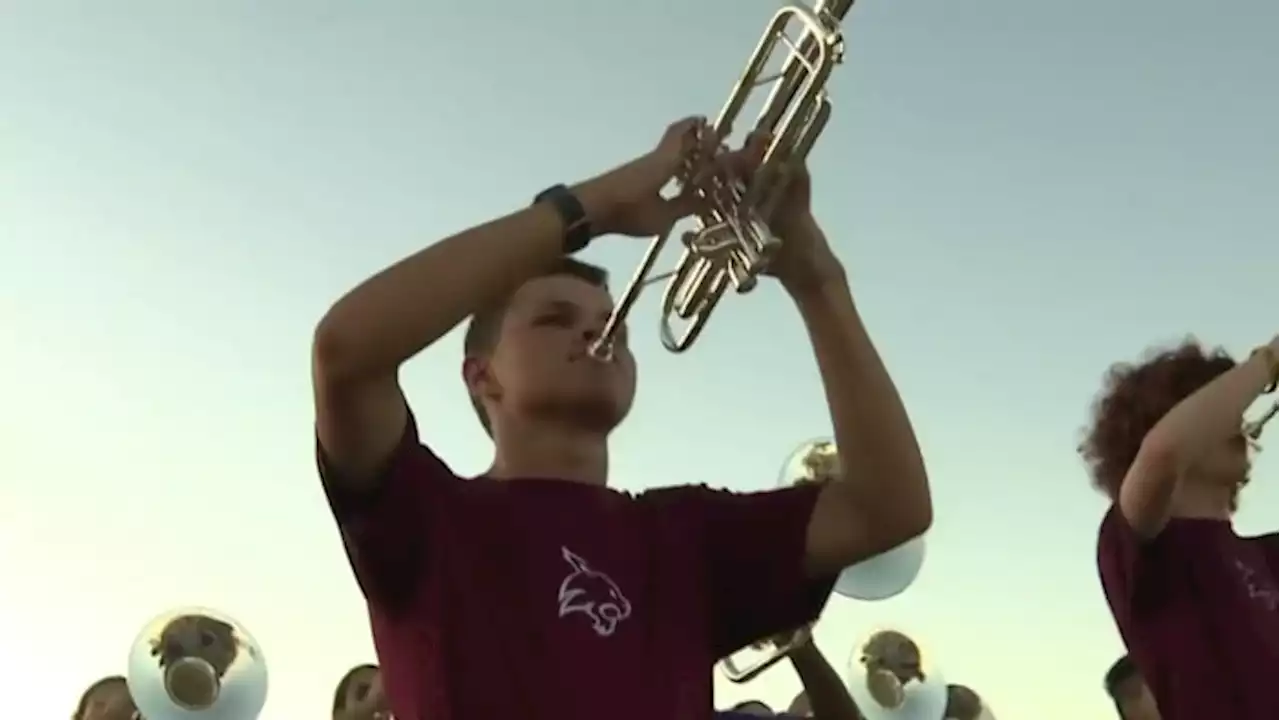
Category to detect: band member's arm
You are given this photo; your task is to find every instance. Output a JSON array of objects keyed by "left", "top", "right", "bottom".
[
  {"left": 785, "top": 230, "right": 932, "bottom": 577},
  {"left": 313, "top": 197, "right": 590, "bottom": 490},
  {"left": 1117, "top": 337, "right": 1277, "bottom": 539},
  {"left": 789, "top": 640, "right": 863, "bottom": 720},
  {"left": 312, "top": 170, "right": 625, "bottom": 608}
]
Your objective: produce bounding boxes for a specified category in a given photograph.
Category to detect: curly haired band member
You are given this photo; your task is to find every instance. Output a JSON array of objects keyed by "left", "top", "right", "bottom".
[{"left": 1087, "top": 336, "right": 1278, "bottom": 720}]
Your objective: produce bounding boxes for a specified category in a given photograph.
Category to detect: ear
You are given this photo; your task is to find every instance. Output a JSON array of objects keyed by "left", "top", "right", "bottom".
[{"left": 462, "top": 355, "right": 494, "bottom": 399}]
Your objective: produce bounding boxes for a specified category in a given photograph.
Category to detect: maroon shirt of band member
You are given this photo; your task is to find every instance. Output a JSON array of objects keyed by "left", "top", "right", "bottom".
[
  {"left": 1097, "top": 506, "right": 1278, "bottom": 719},
  {"left": 320, "top": 412, "right": 836, "bottom": 720}
]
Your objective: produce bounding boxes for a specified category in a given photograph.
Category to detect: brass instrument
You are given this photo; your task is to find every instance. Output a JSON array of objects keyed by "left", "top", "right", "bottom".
[
  {"left": 126, "top": 608, "right": 268, "bottom": 720},
  {"left": 846, "top": 629, "right": 949, "bottom": 720},
  {"left": 719, "top": 438, "right": 928, "bottom": 683},
  {"left": 588, "top": 0, "right": 851, "bottom": 361}
]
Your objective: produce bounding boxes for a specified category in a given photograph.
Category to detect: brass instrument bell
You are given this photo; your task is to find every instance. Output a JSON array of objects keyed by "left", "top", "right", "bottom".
[
  {"left": 847, "top": 629, "right": 948, "bottom": 720},
  {"left": 126, "top": 607, "right": 268, "bottom": 720},
  {"left": 719, "top": 438, "right": 927, "bottom": 684}
]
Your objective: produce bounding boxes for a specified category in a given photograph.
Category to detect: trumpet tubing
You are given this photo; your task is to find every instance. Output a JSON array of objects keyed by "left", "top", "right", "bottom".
[
  {"left": 589, "top": 0, "right": 853, "bottom": 361},
  {"left": 720, "top": 631, "right": 811, "bottom": 684}
]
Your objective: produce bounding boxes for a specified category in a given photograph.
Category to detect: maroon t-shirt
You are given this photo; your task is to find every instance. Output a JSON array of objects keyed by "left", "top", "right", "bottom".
[
  {"left": 1097, "top": 507, "right": 1278, "bottom": 719},
  {"left": 320, "top": 412, "right": 835, "bottom": 720}
]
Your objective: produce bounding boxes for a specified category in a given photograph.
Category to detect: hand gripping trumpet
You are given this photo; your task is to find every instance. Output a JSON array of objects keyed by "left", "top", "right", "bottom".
[{"left": 588, "top": 0, "right": 852, "bottom": 361}]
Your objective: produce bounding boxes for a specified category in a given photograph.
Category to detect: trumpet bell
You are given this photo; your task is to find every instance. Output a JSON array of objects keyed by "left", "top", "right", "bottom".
[
  {"left": 126, "top": 607, "right": 268, "bottom": 720},
  {"left": 779, "top": 439, "right": 927, "bottom": 600},
  {"left": 847, "top": 629, "right": 948, "bottom": 720}
]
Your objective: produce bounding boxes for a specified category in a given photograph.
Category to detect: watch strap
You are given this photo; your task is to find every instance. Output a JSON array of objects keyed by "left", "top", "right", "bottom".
[{"left": 533, "top": 183, "right": 592, "bottom": 254}]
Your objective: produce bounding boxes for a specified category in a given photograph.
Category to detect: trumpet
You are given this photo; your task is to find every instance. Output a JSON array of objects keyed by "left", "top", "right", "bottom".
[
  {"left": 719, "top": 438, "right": 927, "bottom": 683},
  {"left": 588, "top": 0, "right": 852, "bottom": 361},
  {"left": 126, "top": 607, "right": 268, "bottom": 720}
]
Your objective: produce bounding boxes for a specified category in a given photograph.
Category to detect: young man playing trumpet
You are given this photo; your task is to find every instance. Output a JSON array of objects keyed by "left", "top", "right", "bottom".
[
  {"left": 312, "top": 116, "right": 931, "bottom": 720},
  {"left": 1084, "top": 336, "right": 1278, "bottom": 719}
]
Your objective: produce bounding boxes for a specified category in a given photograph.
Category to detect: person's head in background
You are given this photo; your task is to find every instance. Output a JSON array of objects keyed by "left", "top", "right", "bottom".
[
  {"left": 786, "top": 690, "right": 813, "bottom": 717},
  {"left": 1105, "top": 655, "right": 1160, "bottom": 720},
  {"left": 332, "top": 663, "right": 391, "bottom": 720},
  {"left": 73, "top": 675, "right": 137, "bottom": 720},
  {"left": 727, "top": 699, "right": 776, "bottom": 716},
  {"left": 943, "top": 684, "right": 983, "bottom": 720},
  {"left": 1080, "top": 340, "right": 1247, "bottom": 517}
]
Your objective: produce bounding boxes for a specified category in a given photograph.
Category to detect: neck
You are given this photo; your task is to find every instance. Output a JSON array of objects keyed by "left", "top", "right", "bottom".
[
  {"left": 490, "top": 422, "right": 609, "bottom": 486},
  {"left": 1170, "top": 474, "right": 1236, "bottom": 521}
]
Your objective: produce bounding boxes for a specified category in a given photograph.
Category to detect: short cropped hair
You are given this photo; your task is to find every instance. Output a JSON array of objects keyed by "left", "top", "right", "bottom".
[
  {"left": 728, "top": 699, "right": 774, "bottom": 715},
  {"left": 461, "top": 257, "right": 608, "bottom": 436},
  {"left": 1105, "top": 655, "right": 1145, "bottom": 717},
  {"left": 332, "top": 663, "right": 379, "bottom": 717},
  {"left": 73, "top": 675, "right": 128, "bottom": 720},
  {"left": 1079, "top": 339, "right": 1235, "bottom": 497}
]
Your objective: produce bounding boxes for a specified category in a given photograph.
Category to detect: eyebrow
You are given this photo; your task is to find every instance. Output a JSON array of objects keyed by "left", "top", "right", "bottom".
[{"left": 536, "top": 299, "right": 615, "bottom": 320}]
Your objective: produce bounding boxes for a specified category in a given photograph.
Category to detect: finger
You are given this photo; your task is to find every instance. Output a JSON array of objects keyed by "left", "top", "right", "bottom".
[
  {"left": 687, "top": 143, "right": 732, "bottom": 191},
  {"left": 662, "top": 191, "right": 707, "bottom": 224},
  {"left": 745, "top": 129, "right": 772, "bottom": 159},
  {"left": 666, "top": 116, "right": 707, "bottom": 155}
]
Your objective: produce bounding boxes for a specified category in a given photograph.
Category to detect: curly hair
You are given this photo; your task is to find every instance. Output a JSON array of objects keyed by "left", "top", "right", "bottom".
[
  {"left": 1080, "top": 339, "right": 1235, "bottom": 498},
  {"left": 73, "top": 675, "right": 128, "bottom": 720}
]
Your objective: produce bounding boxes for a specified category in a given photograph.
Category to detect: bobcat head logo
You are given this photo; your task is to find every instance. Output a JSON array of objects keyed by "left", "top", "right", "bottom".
[{"left": 556, "top": 546, "right": 632, "bottom": 637}]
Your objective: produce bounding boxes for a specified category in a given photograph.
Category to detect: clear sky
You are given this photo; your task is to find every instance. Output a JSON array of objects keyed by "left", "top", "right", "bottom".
[{"left": 2, "top": 0, "right": 1275, "bottom": 718}]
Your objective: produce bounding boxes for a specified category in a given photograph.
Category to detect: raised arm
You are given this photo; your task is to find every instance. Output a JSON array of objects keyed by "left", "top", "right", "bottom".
[
  {"left": 717, "top": 143, "right": 933, "bottom": 575},
  {"left": 1116, "top": 336, "right": 1276, "bottom": 538},
  {"left": 788, "top": 636, "right": 863, "bottom": 720},
  {"left": 786, "top": 250, "right": 932, "bottom": 574},
  {"left": 312, "top": 117, "right": 709, "bottom": 486},
  {"left": 313, "top": 193, "right": 574, "bottom": 486}
]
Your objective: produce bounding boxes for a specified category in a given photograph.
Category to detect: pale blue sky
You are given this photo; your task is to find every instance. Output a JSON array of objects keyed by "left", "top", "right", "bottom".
[{"left": 1, "top": 1, "right": 1275, "bottom": 718}]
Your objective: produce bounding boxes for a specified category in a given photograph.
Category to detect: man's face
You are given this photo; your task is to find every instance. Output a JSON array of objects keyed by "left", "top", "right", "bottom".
[
  {"left": 1114, "top": 676, "right": 1160, "bottom": 720},
  {"left": 80, "top": 680, "right": 138, "bottom": 720},
  {"left": 340, "top": 667, "right": 389, "bottom": 720},
  {"left": 472, "top": 275, "right": 636, "bottom": 432}
]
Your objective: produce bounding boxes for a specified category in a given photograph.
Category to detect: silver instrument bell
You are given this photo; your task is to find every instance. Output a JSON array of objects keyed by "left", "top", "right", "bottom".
[
  {"left": 780, "top": 438, "right": 928, "bottom": 601},
  {"left": 126, "top": 607, "right": 268, "bottom": 720},
  {"left": 847, "top": 628, "right": 948, "bottom": 720}
]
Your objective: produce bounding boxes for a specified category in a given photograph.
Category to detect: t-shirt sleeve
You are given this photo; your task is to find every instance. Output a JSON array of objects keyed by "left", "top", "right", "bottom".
[
  {"left": 684, "top": 483, "right": 838, "bottom": 660},
  {"left": 1252, "top": 532, "right": 1278, "bottom": 579},
  {"left": 317, "top": 408, "right": 458, "bottom": 607},
  {"left": 1096, "top": 505, "right": 1169, "bottom": 617}
]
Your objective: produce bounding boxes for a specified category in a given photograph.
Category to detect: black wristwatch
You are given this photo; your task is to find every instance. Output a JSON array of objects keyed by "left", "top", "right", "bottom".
[{"left": 533, "top": 183, "right": 593, "bottom": 254}]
